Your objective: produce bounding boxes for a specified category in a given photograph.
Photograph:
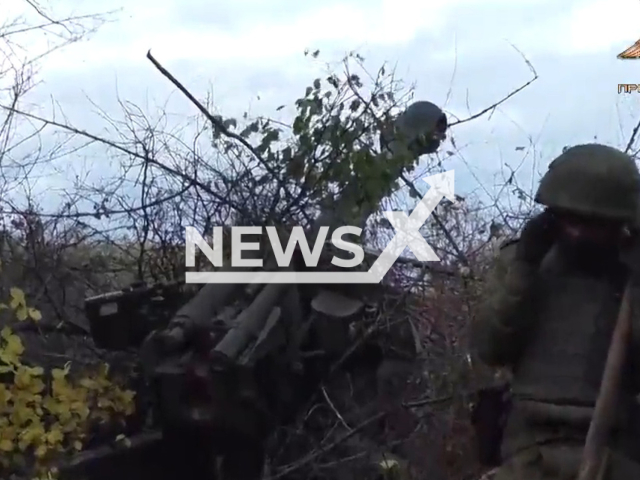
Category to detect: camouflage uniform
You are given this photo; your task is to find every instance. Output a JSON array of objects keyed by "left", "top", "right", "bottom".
[{"left": 471, "top": 144, "right": 640, "bottom": 479}]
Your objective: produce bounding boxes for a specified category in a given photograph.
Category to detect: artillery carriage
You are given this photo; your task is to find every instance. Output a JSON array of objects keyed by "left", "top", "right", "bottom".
[{"left": 57, "top": 100, "right": 450, "bottom": 480}]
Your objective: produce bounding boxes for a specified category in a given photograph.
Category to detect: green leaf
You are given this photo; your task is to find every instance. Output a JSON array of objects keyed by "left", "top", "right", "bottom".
[
  {"left": 28, "top": 308, "right": 41, "bottom": 322},
  {"left": 9, "top": 288, "right": 25, "bottom": 310},
  {"left": 281, "top": 146, "right": 292, "bottom": 163},
  {"left": 15, "top": 306, "right": 28, "bottom": 321},
  {"left": 292, "top": 116, "right": 305, "bottom": 135}
]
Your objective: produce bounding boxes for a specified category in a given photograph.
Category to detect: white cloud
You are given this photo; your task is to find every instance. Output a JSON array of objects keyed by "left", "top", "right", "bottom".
[
  {"left": 508, "top": 0, "right": 640, "bottom": 57},
  {"left": 6, "top": 0, "right": 640, "bottom": 207},
  {"left": 38, "top": 0, "right": 559, "bottom": 72},
  {"left": 562, "top": 0, "right": 640, "bottom": 55},
  {"left": 40, "top": 1, "right": 453, "bottom": 71}
]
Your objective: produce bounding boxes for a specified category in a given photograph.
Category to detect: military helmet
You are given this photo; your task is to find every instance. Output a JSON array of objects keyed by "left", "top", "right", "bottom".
[
  {"left": 535, "top": 143, "right": 640, "bottom": 222},
  {"left": 381, "top": 100, "right": 447, "bottom": 156}
]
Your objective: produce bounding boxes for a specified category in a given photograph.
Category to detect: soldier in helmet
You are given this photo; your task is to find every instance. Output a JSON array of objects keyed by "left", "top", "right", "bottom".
[
  {"left": 471, "top": 143, "right": 640, "bottom": 479},
  {"left": 381, "top": 100, "right": 448, "bottom": 157}
]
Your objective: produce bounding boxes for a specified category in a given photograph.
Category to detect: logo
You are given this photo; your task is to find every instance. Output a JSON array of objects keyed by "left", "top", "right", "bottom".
[
  {"left": 618, "top": 40, "right": 640, "bottom": 59},
  {"left": 618, "top": 84, "right": 640, "bottom": 93},
  {"left": 184, "top": 170, "right": 455, "bottom": 283}
]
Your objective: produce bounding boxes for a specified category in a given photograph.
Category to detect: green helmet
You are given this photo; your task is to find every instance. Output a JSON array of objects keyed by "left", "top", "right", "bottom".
[
  {"left": 535, "top": 143, "right": 640, "bottom": 222},
  {"left": 381, "top": 100, "right": 447, "bottom": 157}
]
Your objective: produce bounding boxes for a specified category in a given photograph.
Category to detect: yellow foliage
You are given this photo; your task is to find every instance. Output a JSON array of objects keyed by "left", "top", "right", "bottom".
[
  {"left": 0, "top": 285, "right": 136, "bottom": 479},
  {"left": 378, "top": 457, "right": 407, "bottom": 480},
  {"left": 8, "top": 287, "right": 43, "bottom": 322}
]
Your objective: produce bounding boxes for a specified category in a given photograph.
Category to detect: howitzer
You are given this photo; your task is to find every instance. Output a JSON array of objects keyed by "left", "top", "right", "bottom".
[
  {"left": 74, "top": 273, "right": 366, "bottom": 479},
  {"left": 84, "top": 280, "right": 191, "bottom": 351},
  {"left": 62, "top": 100, "right": 449, "bottom": 480},
  {"left": 79, "top": 279, "right": 282, "bottom": 478}
]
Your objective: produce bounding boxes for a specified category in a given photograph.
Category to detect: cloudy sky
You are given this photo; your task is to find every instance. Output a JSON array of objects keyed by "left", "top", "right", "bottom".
[{"left": 6, "top": 0, "right": 640, "bottom": 213}]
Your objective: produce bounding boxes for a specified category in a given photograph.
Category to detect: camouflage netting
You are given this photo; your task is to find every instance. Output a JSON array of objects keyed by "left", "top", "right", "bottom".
[
  {"left": 258, "top": 266, "right": 483, "bottom": 480},
  {"left": 0, "top": 79, "right": 514, "bottom": 480}
]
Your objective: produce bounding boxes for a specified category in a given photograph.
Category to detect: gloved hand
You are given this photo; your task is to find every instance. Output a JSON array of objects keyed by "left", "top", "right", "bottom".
[{"left": 515, "top": 210, "right": 557, "bottom": 265}]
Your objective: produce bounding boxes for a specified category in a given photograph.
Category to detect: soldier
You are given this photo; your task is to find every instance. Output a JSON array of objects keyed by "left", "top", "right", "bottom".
[
  {"left": 471, "top": 143, "right": 640, "bottom": 479},
  {"left": 381, "top": 100, "right": 448, "bottom": 157}
]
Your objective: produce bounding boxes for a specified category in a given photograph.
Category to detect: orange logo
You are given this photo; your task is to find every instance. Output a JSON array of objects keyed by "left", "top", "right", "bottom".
[{"left": 619, "top": 40, "right": 640, "bottom": 59}]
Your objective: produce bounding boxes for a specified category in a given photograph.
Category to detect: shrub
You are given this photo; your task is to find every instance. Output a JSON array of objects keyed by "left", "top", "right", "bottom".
[{"left": 0, "top": 283, "right": 136, "bottom": 479}]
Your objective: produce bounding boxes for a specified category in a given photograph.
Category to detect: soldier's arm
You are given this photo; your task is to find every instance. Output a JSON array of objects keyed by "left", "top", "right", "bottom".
[
  {"left": 470, "top": 239, "right": 538, "bottom": 367},
  {"left": 628, "top": 282, "right": 640, "bottom": 393}
]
